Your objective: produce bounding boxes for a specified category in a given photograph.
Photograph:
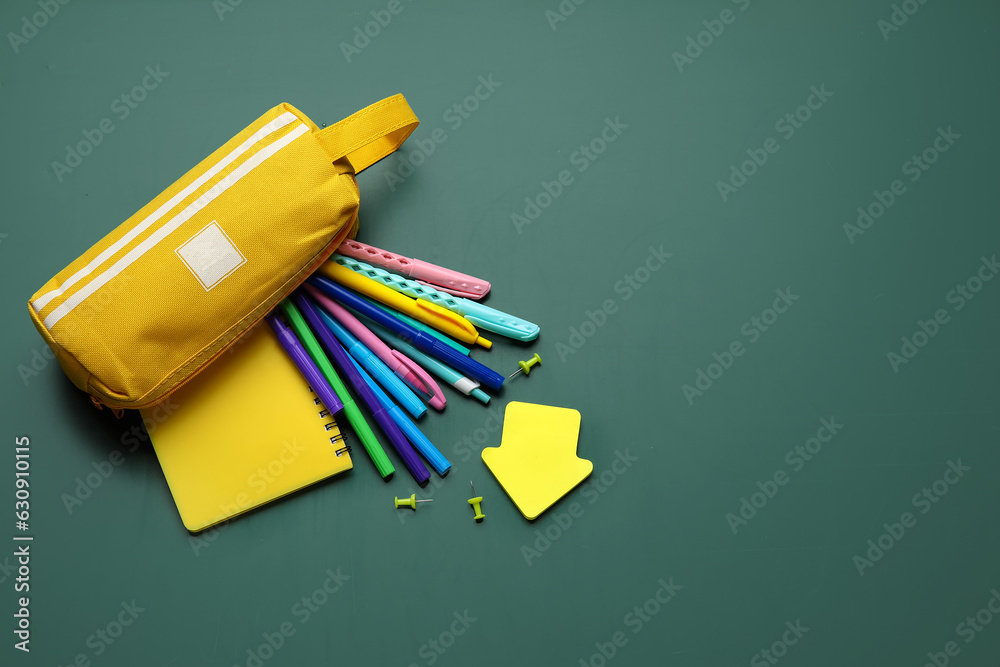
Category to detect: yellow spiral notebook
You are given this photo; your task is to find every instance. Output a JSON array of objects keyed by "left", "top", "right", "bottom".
[{"left": 141, "top": 323, "right": 353, "bottom": 532}]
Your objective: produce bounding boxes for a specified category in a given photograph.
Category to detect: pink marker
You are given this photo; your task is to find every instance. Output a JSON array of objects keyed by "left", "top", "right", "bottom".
[
  {"left": 304, "top": 284, "right": 446, "bottom": 411},
  {"left": 337, "top": 239, "right": 490, "bottom": 300}
]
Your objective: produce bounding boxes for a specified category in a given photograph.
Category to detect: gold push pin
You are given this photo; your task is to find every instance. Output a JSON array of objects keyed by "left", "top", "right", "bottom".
[
  {"left": 468, "top": 481, "right": 485, "bottom": 522},
  {"left": 508, "top": 353, "right": 541, "bottom": 379},
  {"left": 394, "top": 494, "right": 432, "bottom": 510}
]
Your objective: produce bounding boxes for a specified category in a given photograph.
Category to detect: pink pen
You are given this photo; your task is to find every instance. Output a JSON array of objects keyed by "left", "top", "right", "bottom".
[
  {"left": 303, "top": 284, "right": 447, "bottom": 410},
  {"left": 337, "top": 240, "right": 491, "bottom": 300}
]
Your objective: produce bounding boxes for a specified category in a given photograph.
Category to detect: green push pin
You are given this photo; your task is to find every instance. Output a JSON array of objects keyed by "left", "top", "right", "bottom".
[
  {"left": 468, "top": 481, "right": 485, "bottom": 522},
  {"left": 508, "top": 353, "right": 541, "bottom": 380},
  {"left": 394, "top": 494, "right": 432, "bottom": 510}
]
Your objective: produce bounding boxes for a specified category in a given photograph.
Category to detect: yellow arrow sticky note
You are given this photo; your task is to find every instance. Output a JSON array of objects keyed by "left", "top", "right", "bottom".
[{"left": 481, "top": 402, "right": 592, "bottom": 520}]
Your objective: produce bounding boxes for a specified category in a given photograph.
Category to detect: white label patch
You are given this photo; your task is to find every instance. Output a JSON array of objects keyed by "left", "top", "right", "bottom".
[{"left": 175, "top": 221, "right": 246, "bottom": 291}]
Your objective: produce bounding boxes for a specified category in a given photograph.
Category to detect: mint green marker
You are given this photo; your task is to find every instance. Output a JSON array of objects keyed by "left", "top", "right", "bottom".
[{"left": 280, "top": 300, "right": 394, "bottom": 479}]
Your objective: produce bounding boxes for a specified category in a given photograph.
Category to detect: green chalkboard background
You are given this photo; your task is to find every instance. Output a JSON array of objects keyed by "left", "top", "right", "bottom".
[{"left": 2, "top": 1, "right": 999, "bottom": 665}]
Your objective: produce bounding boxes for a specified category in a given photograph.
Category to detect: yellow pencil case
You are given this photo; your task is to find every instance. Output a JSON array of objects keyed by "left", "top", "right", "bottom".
[{"left": 28, "top": 94, "right": 418, "bottom": 411}]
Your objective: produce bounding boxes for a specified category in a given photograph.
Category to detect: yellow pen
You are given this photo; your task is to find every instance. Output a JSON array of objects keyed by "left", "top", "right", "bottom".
[{"left": 318, "top": 261, "right": 493, "bottom": 349}]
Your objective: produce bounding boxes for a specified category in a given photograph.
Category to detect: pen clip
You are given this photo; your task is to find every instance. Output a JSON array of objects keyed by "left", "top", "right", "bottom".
[
  {"left": 392, "top": 350, "right": 445, "bottom": 410},
  {"left": 414, "top": 298, "right": 492, "bottom": 348}
]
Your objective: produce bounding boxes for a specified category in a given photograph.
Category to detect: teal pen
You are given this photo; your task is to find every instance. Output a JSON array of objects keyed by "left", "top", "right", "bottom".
[
  {"left": 358, "top": 294, "right": 471, "bottom": 356},
  {"left": 348, "top": 356, "right": 452, "bottom": 476},
  {"left": 370, "top": 322, "right": 491, "bottom": 405},
  {"left": 313, "top": 307, "right": 427, "bottom": 420}
]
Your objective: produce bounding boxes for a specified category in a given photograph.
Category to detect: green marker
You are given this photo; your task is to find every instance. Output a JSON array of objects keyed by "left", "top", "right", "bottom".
[{"left": 280, "top": 300, "right": 394, "bottom": 479}]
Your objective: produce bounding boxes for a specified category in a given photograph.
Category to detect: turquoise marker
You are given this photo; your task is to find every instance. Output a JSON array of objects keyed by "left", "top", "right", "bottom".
[
  {"left": 371, "top": 322, "right": 490, "bottom": 405},
  {"left": 314, "top": 307, "right": 427, "bottom": 420}
]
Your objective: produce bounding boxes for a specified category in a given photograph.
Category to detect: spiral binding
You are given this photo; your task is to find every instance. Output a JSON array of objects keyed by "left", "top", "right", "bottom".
[{"left": 308, "top": 386, "right": 350, "bottom": 457}]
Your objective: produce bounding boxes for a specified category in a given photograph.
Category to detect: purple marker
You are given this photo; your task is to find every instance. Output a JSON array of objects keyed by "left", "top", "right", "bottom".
[
  {"left": 265, "top": 313, "right": 344, "bottom": 416},
  {"left": 292, "top": 292, "right": 430, "bottom": 485}
]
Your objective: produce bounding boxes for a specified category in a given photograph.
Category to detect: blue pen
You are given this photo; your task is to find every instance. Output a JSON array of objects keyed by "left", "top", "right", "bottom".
[
  {"left": 308, "top": 275, "right": 506, "bottom": 391},
  {"left": 312, "top": 303, "right": 427, "bottom": 420},
  {"left": 370, "top": 322, "right": 491, "bottom": 405},
  {"left": 293, "top": 293, "right": 430, "bottom": 485},
  {"left": 349, "top": 355, "right": 451, "bottom": 476},
  {"left": 361, "top": 295, "right": 471, "bottom": 356}
]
